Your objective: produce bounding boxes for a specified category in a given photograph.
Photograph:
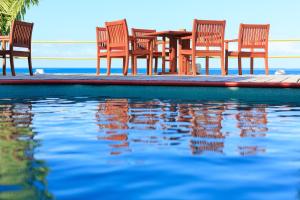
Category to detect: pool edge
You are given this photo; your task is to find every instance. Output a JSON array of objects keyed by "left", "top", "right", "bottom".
[{"left": 0, "top": 79, "right": 300, "bottom": 88}]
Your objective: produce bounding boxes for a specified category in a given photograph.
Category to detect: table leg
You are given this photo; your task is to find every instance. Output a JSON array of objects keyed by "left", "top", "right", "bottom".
[
  {"left": 182, "top": 39, "right": 190, "bottom": 75},
  {"left": 169, "top": 36, "right": 177, "bottom": 73},
  {"left": 2, "top": 41, "right": 6, "bottom": 76},
  {"left": 162, "top": 36, "right": 166, "bottom": 74}
]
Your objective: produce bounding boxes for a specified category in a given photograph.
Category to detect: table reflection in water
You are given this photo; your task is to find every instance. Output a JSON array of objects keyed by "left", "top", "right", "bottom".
[{"left": 95, "top": 99, "right": 269, "bottom": 156}]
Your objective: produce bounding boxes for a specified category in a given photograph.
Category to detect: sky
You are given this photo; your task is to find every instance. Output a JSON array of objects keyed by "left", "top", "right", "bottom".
[{"left": 18, "top": 0, "right": 300, "bottom": 69}]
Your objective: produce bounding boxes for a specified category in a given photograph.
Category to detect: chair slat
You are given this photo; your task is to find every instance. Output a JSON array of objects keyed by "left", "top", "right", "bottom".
[
  {"left": 194, "top": 20, "right": 226, "bottom": 48},
  {"left": 96, "top": 27, "right": 107, "bottom": 49}
]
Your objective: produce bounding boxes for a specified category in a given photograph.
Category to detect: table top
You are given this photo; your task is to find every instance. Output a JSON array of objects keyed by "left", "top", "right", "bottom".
[{"left": 145, "top": 31, "right": 192, "bottom": 37}]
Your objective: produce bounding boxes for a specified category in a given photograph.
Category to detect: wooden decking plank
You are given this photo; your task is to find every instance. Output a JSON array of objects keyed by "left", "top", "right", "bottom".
[
  {"left": 264, "top": 76, "right": 290, "bottom": 83},
  {"left": 0, "top": 74, "right": 300, "bottom": 88},
  {"left": 283, "top": 76, "right": 300, "bottom": 83}
]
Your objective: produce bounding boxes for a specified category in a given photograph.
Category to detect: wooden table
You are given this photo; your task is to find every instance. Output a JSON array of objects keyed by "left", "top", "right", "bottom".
[
  {"left": 0, "top": 36, "right": 9, "bottom": 75},
  {"left": 145, "top": 31, "right": 192, "bottom": 73}
]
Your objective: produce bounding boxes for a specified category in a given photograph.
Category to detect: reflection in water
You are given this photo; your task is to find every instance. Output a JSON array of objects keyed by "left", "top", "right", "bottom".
[
  {"left": 2, "top": 95, "right": 299, "bottom": 199},
  {"left": 0, "top": 103, "right": 52, "bottom": 200},
  {"left": 96, "top": 99, "right": 130, "bottom": 155},
  {"left": 187, "top": 104, "right": 226, "bottom": 155},
  {"left": 236, "top": 106, "right": 268, "bottom": 156},
  {"left": 96, "top": 99, "right": 269, "bottom": 156}
]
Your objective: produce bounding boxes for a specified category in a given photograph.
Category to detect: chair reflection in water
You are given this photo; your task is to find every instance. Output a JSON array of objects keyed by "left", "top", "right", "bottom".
[
  {"left": 236, "top": 105, "right": 268, "bottom": 156},
  {"left": 96, "top": 99, "right": 130, "bottom": 155},
  {"left": 177, "top": 104, "right": 226, "bottom": 155}
]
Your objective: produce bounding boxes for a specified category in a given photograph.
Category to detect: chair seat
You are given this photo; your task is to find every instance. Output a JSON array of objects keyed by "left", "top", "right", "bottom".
[
  {"left": 180, "top": 49, "right": 222, "bottom": 56},
  {"left": 227, "top": 51, "right": 266, "bottom": 58},
  {"left": 106, "top": 51, "right": 127, "bottom": 57},
  {"left": 135, "top": 51, "right": 170, "bottom": 58}
]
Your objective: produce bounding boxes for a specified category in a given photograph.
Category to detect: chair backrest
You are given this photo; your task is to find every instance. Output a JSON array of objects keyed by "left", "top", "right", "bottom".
[
  {"left": 105, "top": 19, "right": 129, "bottom": 51},
  {"left": 9, "top": 21, "right": 34, "bottom": 49},
  {"left": 192, "top": 19, "right": 226, "bottom": 49},
  {"left": 96, "top": 27, "right": 107, "bottom": 50},
  {"left": 131, "top": 28, "right": 157, "bottom": 51},
  {"left": 238, "top": 24, "right": 270, "bottom": 51}
]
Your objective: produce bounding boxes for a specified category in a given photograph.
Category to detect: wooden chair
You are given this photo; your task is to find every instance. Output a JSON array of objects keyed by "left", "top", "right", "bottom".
[
  {"left": 225, "top": 24, "right": 270, "bottom": 75},
  {"left": 131, "top": 28, "right": 168, "bottom": 73},
  {"left": 179, "top": 19, "right": 226, "bottom": 76},
  {"left": 96, "top": 26, "right": 133, "bottom": 75},
  {"left": 131, "top": 28, "right": 168, "bottom": 75},
  {"left": 96, "top": 27, "right": 107, "bottom": 75},
  {"left": 0, "top": 21, "right": 34, "bottom": 76},
  {"left": 131, "top": 28, "right": 153, "bottom": 75},
  {"left": 105, "top": 19, "right": 153, "bottom": 76}
]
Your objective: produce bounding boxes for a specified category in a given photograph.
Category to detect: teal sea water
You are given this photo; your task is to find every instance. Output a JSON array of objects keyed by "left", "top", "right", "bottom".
[{"left": 0, "top": 85, "right": 300, "bottom": 199}]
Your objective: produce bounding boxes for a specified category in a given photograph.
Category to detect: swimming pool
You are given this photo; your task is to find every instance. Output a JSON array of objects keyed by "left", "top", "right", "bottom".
[{"left": 1, "top": 86, "right": 300, "bottom": 199}]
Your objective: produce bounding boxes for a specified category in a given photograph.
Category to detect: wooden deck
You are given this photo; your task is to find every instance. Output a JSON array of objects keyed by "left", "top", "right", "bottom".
[{"left": 0, "top": 74, "right": 300, "bottom": 88}]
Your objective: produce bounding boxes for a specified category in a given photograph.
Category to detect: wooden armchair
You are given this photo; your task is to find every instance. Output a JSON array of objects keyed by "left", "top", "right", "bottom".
[
  {"left": 179, "top": 19, "right": 226, "bottom": 76},
  {"left": 131, "top": 28, "right": 154, "bottom": 75},
  {"left": 0, "top": 21, "right": 34, "bottom": 76},
  {"left": 96, "top": 27, "right": 107, "bottom": 75},
  {"left": 105, "top": 19, "right": 153, "bottom": 76},
  {"left": 131, "top": 28, "right": 169, "bottom": 75},
  {"left": 225, "top": 24, "right": 270, "bottom": 75}
]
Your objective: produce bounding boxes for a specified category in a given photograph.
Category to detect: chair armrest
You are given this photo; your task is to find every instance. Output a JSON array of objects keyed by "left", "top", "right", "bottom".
[
  {"left": 132, "top": 36, "right": 155, "bottom": 40},
  {"left": 225, "top": 39, "right": 238, "bottom": 50},
  {"left": 0, "top": 36, "right": 9, "bottom": 41},
  {"left": 225, "top": 39, "right": 238, "bottom": 43}
]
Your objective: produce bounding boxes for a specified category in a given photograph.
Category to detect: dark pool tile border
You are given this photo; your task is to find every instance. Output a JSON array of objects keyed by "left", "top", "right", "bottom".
[{"left": 0, "top": 79, "right": 300, "bottom": 88}]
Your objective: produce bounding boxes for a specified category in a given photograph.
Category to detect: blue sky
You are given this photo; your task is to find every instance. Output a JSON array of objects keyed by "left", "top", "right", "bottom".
[{"left": 20, "top": 0, "right": 300, "bottom": 69}]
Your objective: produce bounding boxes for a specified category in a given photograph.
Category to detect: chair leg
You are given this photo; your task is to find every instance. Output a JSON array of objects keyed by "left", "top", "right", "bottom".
[
  {"left": 28, "top": 54, "right": 33, "bottom": 76},
  {"left": 225, "top": 51, "right": 229, "bottom": 75},
  {"left": 96, "top": 57, "right": 100, "bottom": 75},
  {"left": 238, "top": 56, "right": 242, "bottom": 75},
  {"left": 2, "top": 55, "right": 6, "bottom": 76},
  {"left": 146, "top": 58, "right": 150, "bottom": 75},
  {"left": 205, "top": 56, "right": 209, "bottom": 75},
  {"left": 250, "top": 57, "right": 254, "bottom": 75},
  {"left": 182, "top": 55, "right": 186, "bottom": 75},
  {"left": 133, "top": 56, "right": 137, "bottom": 75},
  {"left": 264, "top": 56, "right": 269, "bottom": 75},
  {"left": 124, "top": 55, "right": 129, "bottom": 76},
  {"left": 122, "top": 57, "right": 126, "bottom": 74},
  {"left": 154, "top": 57, "right": 158, "bottom": 74},
  {"left": 131, "top": 55, "right": 135, "bottom": 75},
  {"left": 186, "top": 56, "right": 190, "bottom": 75},
  {"left": 149, "top": 54, "right": 153, "bottom": 76},
  {"left": 10, "top": 55, "right": 16, "bottom": 76},
  {"left": 178, "top": 54, "right": 182, "bottom": 75},
  {"left": 192, "top": 54, "right": 197, "bottom": 76},
  {"left": 220, "top": 53, "right": 225, "bottom": 76},
  {"left": 107, "top": 55, "right": 111, "bottom": 76}
]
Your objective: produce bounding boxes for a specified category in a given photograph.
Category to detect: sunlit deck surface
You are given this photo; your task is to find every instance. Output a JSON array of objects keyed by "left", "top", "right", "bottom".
[{"left": 0, "top": 74, "right": 300, "bottom": 88}]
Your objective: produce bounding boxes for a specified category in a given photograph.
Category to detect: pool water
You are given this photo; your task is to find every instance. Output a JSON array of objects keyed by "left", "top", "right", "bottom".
[{"left": 0, "top": 86, "right": 300, "bottom": 200}]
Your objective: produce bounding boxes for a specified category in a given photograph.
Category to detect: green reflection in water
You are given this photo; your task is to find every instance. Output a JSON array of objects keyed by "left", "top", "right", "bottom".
[{"left": 0, "top": 103, "right": 52, "bottom": 200}]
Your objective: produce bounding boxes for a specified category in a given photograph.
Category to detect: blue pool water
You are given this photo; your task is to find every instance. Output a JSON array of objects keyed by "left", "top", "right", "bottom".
[{"left": 0, "top": 86, "right": 300, "bottom": 200}]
